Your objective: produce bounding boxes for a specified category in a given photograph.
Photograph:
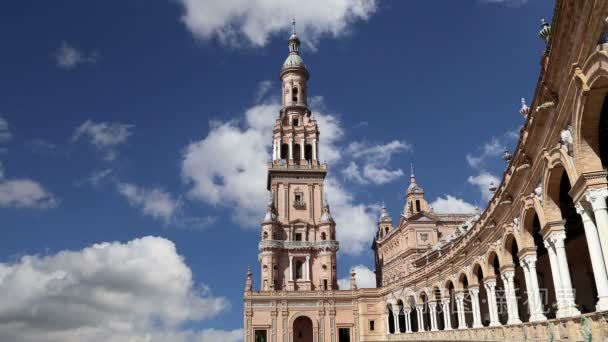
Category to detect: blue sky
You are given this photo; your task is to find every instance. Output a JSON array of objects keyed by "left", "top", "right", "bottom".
[{"left": 0, "top": 0, "right": 553, "bottom": 340}]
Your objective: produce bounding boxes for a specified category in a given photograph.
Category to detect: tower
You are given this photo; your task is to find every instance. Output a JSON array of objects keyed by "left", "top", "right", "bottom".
[
  {"left": 259, "top": 20, "right": 338, "bottom": 292},
  {"left": 403, "top": 165, "right": 429, "bottom": 218}
]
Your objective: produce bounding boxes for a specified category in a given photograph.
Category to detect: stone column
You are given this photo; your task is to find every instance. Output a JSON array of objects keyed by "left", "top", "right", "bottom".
[
  {"left": 312, "top": 139, "right": 318, "bottom": 161},
  {"left": 469, "top": 287, "right": 483, "bottom": 328},
  {"left": 586, "top": 188, "right": 608, "bottom": 264},
  {"left": 289, "top": 255, "right": 294, "bottom": 282},
  {"left": 501, "top": 270, "right": 522, "bottom": 325},
  {"left": 393, "top": 307, "right": 401, "bottom": 333},
  {"left": 520, "top": 255, "right": 547, "bottom": 322},
  {"left": 455, "top": 293, "right": 466, "bottom": 329},
  {"left": 545, "top": 231, "right": 580, "bottom": 317},
  {"left": 288, "top": 138, "right": 293, "bottom": 160},
  {"left": 300, "top": 138, "right": 306, "bottom": 161},
  {"left": 417, "top": 304, "right": 425, "bottom": 332},
  {"left": 484, "top": 279, "right": 501, "bottom": 327},
  {"left": 441, "top": 298, "right": 452, "bottom": 330},
  {"left": 305, "top": 255, "right": 310, "bottom": 281},
  {"left": 429, "top": 301, "right": 438, "bottom": 331},
  {"left": 576, "top": 202, "right": 608, "bottom": 311},
  {"left": 405, "top": 309, "right": 412, "bottom": 333},
  {"left": 272, "top": 139, "right": 277, "bottom": 160}
]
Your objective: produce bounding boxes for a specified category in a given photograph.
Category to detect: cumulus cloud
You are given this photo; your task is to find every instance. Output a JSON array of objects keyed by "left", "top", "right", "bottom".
[
  {"left": 468, "top": 171, "right": 500, "bottom": 202},
  {"left": 72, "top": 120, "right": 134, "bottom": 161},
  {"left": 342, "top": 140, "right": 410, "bottom": 185},
  {"left": 430, "top": 195, "right": 476, "bottom": 214},
  {"left": 0, "top": 179, "right": 58, "bottom": 209},
  {"left": 0, "top": 236, "right": 235, "bottom": 342},
  {"left": 325, "top": 178, "right": 378, "bottom": 255},
  {"left": 117, "top": 182, "right": 180, "bottom": 222},
  {"left": 0, "top": 117, "right": 11, "bottom": 143},
  {"left": 54, "top": 41, "right": 98, "bottom": 69},
  {"left": 338, "top": 264, "right": 376, "bottom": 290},
  {"left": 466, "top": 130, "right": 519, "bottom": 169},
  {"left": 176, "top": 0, "right": 378, "bottom": 48},
  {"left": 181, "top": 94, "right": 343, "bottom": 227}
]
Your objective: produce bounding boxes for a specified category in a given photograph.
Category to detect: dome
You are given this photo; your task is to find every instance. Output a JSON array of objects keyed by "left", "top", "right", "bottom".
[
  {"left": 378, "top": 205, "right": 392, "bottom": 223},
  {"left": 408, "top": 182, "right": 424, "bottom": 193},
  {"left": 283, "top": 54, "right": 306, "bottom": 69}
]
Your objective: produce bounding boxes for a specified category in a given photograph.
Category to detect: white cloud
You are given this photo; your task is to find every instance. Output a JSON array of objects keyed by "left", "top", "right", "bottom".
[
  {"left": 430, "top": 195, "right": 476, "bottom": 214},
  {"left": 85, "top": 168, "right": 113, "bottom": 187},
  {"left": 0, "top": 179, "right": 58, "bottom": 209},
  {"left": 325, "top": 177, "right": 378, "bottom": 255},
  {"left": 467, "top": 171, "right": 500, "bottom": 202},
  {"left": 466, "top": 137, "right": 502, "bottom": 169},
  {"left": 0, "top": 117, "right": 11, "bottom": 143},
  {"left": 177, "top": 0, "right": 377, "bottom": 48},
  {"left": 54, "top": 41, "right": 97, "bottom": 69},
  {"left": 0, "top": 236, "right": 235, "bottom": 342},
  {"left": 181, "top": 96, "right": 343, "bottom": 227},
  {"left": 117, "top": 182, "right": 180, "bottom": 223},
  {"left": 342, "top": 140, "right": 410, "bottom": 185},
  {"left": 338, "top": 265, "right": 376, "bottom": 290},
  {"left": 72, "top": 120, "right": 134, "bottom": 161}
]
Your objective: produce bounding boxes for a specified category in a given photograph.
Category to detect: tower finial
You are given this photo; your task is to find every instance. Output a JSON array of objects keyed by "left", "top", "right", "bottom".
[
  {"left": 410, "top": 163, "right": 414, "bottom": 177},
  {"left": 292, "top": 18, "right": 296, "bottom": 34}
]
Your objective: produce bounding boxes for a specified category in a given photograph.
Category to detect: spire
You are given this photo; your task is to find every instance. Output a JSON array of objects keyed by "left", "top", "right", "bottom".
[
  {"left": 288, "top": 18, "right": 300, "bottom": 54},
  {"left": 245, "top": 267, "right": 252, "bottom": 292},
  {"left": 407, "top": 164, "right": 423, "bottom": 194},
  {"left": 379, "top": 203, "right": 392, "bottom": 223},
  {"left": 320, "top": 200, "right": 334, "bottom": 223},
  {"left": 292, "top": 18, "right": 296, "bottom": 35},
  {"left": 519, "top": 97, "right": 530, "bottom": 117}
]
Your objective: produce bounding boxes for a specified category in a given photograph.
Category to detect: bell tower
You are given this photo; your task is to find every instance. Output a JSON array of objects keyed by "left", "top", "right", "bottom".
[
  {"left": 403, "top": 165, "right": 430, "bottom": 218},
  {"left": 259, "top": 21, "right": 338, "bottom": 292}
]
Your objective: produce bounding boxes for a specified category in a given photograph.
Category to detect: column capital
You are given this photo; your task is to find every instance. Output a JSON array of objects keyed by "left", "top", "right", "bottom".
[
  {"left": 520, "top": 254, "right": 537, "bottom": 268},
  {"left": 545, "top": 230, "right": 567, "bottom": 248},
  {"left": 441, "top": 297, "right": 450, "bottom": 305},
  {"left": 468, "top": 287, "right": 480, "bottom": 296},
  {"left": 575, "top": 202, "right": 594, "bottom": 222},
  {"left": 501, "top": 270, "right": 515, "bottom": 281},
  {"left": 586, "top": 188, "right": 608, "bottom": 210}
]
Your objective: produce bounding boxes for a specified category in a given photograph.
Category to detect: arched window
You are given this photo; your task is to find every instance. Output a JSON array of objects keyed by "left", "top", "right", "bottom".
[
  {"left": 321, "top": 232, "right": 326, "bottom": 240},
  {"left": 415, "top": 200, "right": 421, "bottom": 212},
  {"left": 292, "top": 87, "right": 298, "bottom": 102},
  {"left": 305, "top": 144, "right": 313, "bottom": 162},
  {"left": 293, "top": 144, "right": 301, "bottom": 162},
  {"left": 385, "top": 227, "right": 389, "bottom": 234},
  {"left": 280, "top": 144, "right": 289, "bottom": 160},
  {"left": 263, "top": 231, "right": 268, "bottom": 240},
  {"left": 295, "top": 260, "right": 303, "bottom": 279}
]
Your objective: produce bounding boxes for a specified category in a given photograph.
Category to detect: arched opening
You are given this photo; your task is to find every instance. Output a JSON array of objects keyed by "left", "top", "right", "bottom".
[
  {"left": 294, "top": 144, "right": 301, "bottom": 163},
  {"left": 295, "top": 260, "right": 303, "bottom": 280},
  {"left": 293, "top": 316, "right": 313, "bottom": 342},
  {"left": 385, "top": 227, "right": 389, "bottom": 235},
  {"left": 281, "top": 144, "right": 289, "bottom": 161},
  {"left": 386, "top": 304, "right": 395, "bottom": 334},
  {"left": 446, "top": 281, "right": 457, "bottom": 330},
  {"left": 473, "top": 264, "right": 489, "bottom": 326},
  {"left": 433, "top": 286, "right": 444, "bottom": 330},
  {"left": 557, "top": 172, "right": 596, "bottom": 313},
  {"left": 407, "top": 296, "right": 418, "bottom": 332},
  {"left": 526, "top": 212, "right": 557, "bottom": 318},
  {"left": 415, "top": 200, "right": 421, "bottom": 212},
  {"left": 305, "top": 144, "right": 313, "bottom": 162},
  {"left": 420, "top": 293, "right": 431, "bottom": 331},
  {"left": 397, "top": 300, "right": 405, "bottom": 333},
  {"left": 489, "top": 252, "right": 508, "bottom": 325},
  {"left": 292, "top": 87, "right": 299, "bottom": 103},
  {"left": 458, "top": 274, "right": 473, "bottom": 328},
  {"left": 506, "top": 237, "right": 529, "bottom": 322},
  {"left": 321, "top": 232, "right": 326, "bottom": 241},
  {"left": 263, "top": 231, "right": 268, "bottom": 240},
  {"left": 599, "top": 95, "right": 608, "bottom": 168}
]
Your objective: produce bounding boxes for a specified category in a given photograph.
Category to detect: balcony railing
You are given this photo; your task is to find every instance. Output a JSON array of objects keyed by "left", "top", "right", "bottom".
[
  {"left": 268, "top": 160, "right": 327, "bottom": 171},
  {"left": 259, "top": 240, "right": 338, "bottom": 250}
]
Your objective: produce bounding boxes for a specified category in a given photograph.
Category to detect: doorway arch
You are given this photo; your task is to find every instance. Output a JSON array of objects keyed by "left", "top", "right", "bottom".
[{"left": 292, "top": 315, "right": 314, "bottom": 342}]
